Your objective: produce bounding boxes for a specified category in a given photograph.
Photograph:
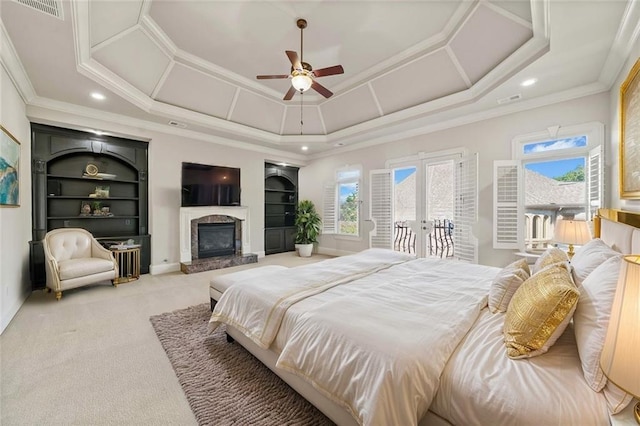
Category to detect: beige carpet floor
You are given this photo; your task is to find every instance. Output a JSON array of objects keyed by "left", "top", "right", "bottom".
[
  {"left": 0, "top": 252, "right": 331, "bottom": 425},
  {"left": 150, "top": 303, "right": 333, "bottom": 425}
]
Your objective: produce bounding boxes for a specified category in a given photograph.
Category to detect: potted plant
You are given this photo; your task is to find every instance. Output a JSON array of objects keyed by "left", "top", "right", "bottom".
[{"left": 294, "top": 200, "right": 322, "bottom": 257}]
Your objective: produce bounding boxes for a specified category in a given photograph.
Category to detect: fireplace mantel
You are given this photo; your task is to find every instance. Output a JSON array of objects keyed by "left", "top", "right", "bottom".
[{"left": 180, "top": 206, "right": 250, "bottom": 263}]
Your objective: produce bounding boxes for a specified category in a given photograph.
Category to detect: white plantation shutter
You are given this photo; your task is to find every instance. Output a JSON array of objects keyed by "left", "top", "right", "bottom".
[
  {"left": 587, "top": 145, "right": 603, "bottom": 220},
  {"left": 369, "top": 169, "right": 393, "bottom": 249},
  {"left": 322, "top": 182, "right": 337, "bottom": 234},
  {"left": 493, "top": 160, "right": 522, "bottom": 249},
  {"left": 453, "top": 154, "right": 478, "bottom": 263}
]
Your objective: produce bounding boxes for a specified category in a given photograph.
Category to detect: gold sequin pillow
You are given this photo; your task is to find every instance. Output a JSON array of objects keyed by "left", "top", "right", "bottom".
[
  {"left": 533, "top": 247, "right": 569, "bottom": 272},
  {"left": 504, "top": 262, "right": 579, "bottom": 359},
  {"left": 488, "top": 259, "right": 531, "bottom": 313}
]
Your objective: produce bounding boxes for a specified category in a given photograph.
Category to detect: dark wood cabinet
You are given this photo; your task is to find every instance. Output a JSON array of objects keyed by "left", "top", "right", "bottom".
[
  {"left": 264, "top": 163, "right": 298, "bottom": 255},
  {"left": 30, "top": 124, "right": 150, "bottom": 290}
]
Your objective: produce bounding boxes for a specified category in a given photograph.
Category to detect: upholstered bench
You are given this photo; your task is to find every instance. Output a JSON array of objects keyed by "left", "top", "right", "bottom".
[{"left": 209, "top": 265, "right": 288, "bottom": 311}]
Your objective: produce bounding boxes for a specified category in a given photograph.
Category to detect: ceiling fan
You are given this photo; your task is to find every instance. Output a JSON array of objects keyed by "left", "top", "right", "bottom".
[{"left": 257, "top": 18, "right": 344, "bottom": 100}]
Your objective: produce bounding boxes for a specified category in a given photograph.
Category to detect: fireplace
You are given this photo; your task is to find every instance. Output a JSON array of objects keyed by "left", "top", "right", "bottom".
[
  {"left": 179, "top": 206, "right": 257, "bottom": 274},
  {"left": 197, "top": 223, "right": 236, "bottom": 258}
]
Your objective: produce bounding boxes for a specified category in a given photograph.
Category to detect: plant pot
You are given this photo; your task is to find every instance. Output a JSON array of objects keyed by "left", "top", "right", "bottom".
[{"left": 297, "top": 243, "right": 313, "bottom": 257}]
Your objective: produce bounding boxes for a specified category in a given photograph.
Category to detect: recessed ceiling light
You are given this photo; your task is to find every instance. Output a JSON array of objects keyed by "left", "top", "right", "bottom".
[
  {"left": 91, "top": 92, "right": 106, "bottom": 100},
  {"left": 520, "top": 78, "right": 537, "bottom": 87},
  {"left": 301, "top": 146, "right": 308, "bottom": 151}
]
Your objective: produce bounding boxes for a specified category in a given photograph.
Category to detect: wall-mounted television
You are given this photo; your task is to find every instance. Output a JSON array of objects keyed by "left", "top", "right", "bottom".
[{"left": 181, "top": 162, "right": 241, "bottom": 207}]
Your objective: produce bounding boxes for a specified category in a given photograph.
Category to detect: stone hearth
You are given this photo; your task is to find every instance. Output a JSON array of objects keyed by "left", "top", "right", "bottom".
[{"left": 180, "top": 253, "right": 258, "bottom": 274}]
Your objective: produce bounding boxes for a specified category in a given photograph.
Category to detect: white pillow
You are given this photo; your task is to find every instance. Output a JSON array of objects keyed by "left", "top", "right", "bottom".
[
  {"left": 573, "top": 255, "right": 622, "bottom": 392},
  {"left": 488, "top": 259, "right": 530, "bottom": 313},
  {"left": 570, "top": 238, "right": 620, "bottom": 285}
]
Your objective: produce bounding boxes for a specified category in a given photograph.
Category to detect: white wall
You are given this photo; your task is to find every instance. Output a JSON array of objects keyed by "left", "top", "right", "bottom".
[
  {"left": 0, "top": 66, "right": 32, "bottom": 333},
  {"left": 302, "top": 92, "right": 611, "bottom": 267},
  {"left": 609, "top": 40, "right": 640, "bottom": 212}
]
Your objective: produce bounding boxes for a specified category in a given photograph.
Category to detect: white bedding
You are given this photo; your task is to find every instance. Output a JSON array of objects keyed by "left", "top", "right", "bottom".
[
  {"left": 209, "top": 248, "right": 413, "bottom": 348},
  {"left": 276, "top": 258, "right": 499, "bottom": 426},
  {"left": 430, "top": 308, "right": 610, "bottom": 426}
]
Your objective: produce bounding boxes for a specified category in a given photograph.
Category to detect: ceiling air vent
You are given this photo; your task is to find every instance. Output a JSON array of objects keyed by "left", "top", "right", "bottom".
[
  {"left": 12, "top": 0, "right": 63, "bottom": 19},
  {"left": 497, "top": 94, "right": 522, "bottom": 105},
  {"left": 168, "top": 120, "right": 187, "bottom": 129}
]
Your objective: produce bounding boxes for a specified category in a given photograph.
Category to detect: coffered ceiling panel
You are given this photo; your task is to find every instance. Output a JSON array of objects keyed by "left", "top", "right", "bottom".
[
  {"left": 449, "top": 4, "right": 532, "bottom": 84},
  {"left": 230, "top": 91, "right": 285, "bottom": 134},
  {"left": 89, "top": 0, "right": 143, "bottom": 47},
  {"left": 320, "top": 85, "right": 380, "bottom": 133},
  {"left": 488, "top": 0, "right": 532, "bottom": 22},
  {"left": 92, "top": 28, "right": 171, "bottom": 96},
  {"left": 372, "top": 49, "right": 469, "bottom": 115},
  {"left": 154, "top": 63, "right": 237, "bottom": 119}
]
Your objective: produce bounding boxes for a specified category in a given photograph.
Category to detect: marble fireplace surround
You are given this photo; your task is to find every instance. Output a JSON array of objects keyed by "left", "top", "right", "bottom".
[{"left": 180, "top": 206, "right": 251, "bottom": 263}]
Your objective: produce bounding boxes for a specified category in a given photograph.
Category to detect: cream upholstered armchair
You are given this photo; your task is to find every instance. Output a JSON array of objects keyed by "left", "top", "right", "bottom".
[{"left": 43, "top": 228, "right": 118, "bottom": 300}]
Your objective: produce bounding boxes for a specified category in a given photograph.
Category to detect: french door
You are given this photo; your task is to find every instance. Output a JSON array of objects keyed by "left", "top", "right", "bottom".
[{"left": 370, "top": 151, "right": 478, "bottom": 262}]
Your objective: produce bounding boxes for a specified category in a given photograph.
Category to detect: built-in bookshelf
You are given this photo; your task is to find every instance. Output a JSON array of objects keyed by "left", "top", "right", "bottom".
[
  {"left": 30, "top": 124, "right": 150, "bottom": 290},
  {"left": 264, "top": 162, "right": 298, "bottom": 255}
]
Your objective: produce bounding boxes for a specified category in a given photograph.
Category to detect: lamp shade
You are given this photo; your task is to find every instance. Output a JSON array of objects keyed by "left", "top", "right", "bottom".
[
  {"left": 600, "top": 255, "right": 640, "bottom": 399},
  {"left": 291, "top": 74, "right": 312, "bottom": 92},
  {"left": 554, "top": 219, "right": 592, "bottom": 245}
]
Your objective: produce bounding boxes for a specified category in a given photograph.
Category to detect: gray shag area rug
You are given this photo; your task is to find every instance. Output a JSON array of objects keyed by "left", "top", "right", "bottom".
[{"left": 150, "top": 303, "right": 334, "bottom": 426}]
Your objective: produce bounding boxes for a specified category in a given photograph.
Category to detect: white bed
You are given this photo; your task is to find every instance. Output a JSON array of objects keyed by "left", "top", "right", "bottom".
[{"left": 209, "top": 208, "right": 640, "bottom": 426}]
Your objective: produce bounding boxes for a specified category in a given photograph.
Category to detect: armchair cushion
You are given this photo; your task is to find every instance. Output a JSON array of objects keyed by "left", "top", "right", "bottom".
[{"left": 58, "top": 258, "right": 118, "bottom": 281}]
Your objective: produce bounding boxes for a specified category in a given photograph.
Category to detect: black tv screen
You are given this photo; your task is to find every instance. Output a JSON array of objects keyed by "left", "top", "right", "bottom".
[{"left": 181, "top": 162, "right": 241, "bottom": 207}]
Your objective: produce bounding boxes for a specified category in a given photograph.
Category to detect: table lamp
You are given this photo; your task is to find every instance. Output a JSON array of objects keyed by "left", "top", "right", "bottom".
[
  {"left": 554, "top": 218, "right": 591, "bottom": 259},
  {"left": 600, "top": 255, "right": 640, "bottom": 423}
]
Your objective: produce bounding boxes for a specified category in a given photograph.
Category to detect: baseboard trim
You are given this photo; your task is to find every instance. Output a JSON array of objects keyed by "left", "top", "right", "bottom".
[
  {"left": 316, "top": 247, "right": 357, "bottom": 257},
  {"left": 150, "top": 263, "right": 181, "bottom": 275},
  {"left": 1, "top": 291, "right": 29, "bottom": 335}
]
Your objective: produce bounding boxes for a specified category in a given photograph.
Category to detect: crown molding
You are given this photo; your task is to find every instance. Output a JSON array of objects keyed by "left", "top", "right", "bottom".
[
  {"left": 25, "top": 96, "right": 309, "bottom": 162},
  {"left": 0, "top": 20, "right": 36, "bottom": 103},
  {"left": 598, "top": 0, "right": 640, "bottom": 88},
  {"left": 310, "top": 81, "right": 609, "bottom": 160}
]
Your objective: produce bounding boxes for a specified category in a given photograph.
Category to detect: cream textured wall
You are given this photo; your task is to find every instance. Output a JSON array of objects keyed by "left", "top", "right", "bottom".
[
  {"left": 609, "top": 39, "right": 640, "bottom": 212},
  {"left": 0, "top": 66, "right": 32, "bottom": 333},
  {"left": 301, "top": 92, "right": 611, "bottom": 267}
]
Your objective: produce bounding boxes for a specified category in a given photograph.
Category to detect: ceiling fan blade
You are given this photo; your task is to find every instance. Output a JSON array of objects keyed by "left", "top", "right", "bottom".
[
  {"left": 283, "top": 85, "right": 297, "bottom": 101},
  {"left": 312, "top": 65, "right": 344, "bottom": 78},
  {"left": 311, "top": 80, "right": 333, "bottom": 98},
  {"left": 286, "top": 50, "right": 302, "bottom": 70},
  {"left": 257, "top": 74, "right": 290, "bottom": 79}
]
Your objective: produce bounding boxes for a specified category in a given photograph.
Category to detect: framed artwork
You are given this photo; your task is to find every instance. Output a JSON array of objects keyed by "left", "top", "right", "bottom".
[
  {"left": 620, "top": 57, "right": 640, "bottom": 199},
  {"left": 0, "top": 125, "right": 20, "bottom": 207}
]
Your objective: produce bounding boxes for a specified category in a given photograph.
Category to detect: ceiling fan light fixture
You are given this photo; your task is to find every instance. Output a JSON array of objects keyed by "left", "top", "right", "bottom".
[{"left": 291, "top": 72, "right": 313, "bottom": 92}]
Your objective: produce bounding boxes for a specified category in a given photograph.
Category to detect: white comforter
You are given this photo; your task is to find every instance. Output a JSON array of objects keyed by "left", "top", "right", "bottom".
[
  {"left": 275, "top": 258, "right": 499, "bottom": 426},
  {"left": 208, "top": 248, "right": 414, "bottom": 348}
]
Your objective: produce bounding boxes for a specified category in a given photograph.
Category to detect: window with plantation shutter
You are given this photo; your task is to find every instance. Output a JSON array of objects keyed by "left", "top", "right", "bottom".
[
  {"left": 369, "top": 169, "right": 393, "bottom": 249},
  {"left": 322, "top": 166, "right": 361, "bottom": 236},
  {"left": 493, "top": 160, "right": 522, "bottom": 249},
  {"left": 322, "top": 182, "right": 337, "bottom": 234},
  {"left": 588, "top": 145, "right": 603, "bottom": 220},
  {"left": 453, "top": 154, "right": 478, "bottom": 263}
]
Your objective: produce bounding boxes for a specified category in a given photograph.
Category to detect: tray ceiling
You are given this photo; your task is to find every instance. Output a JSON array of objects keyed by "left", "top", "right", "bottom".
[{"left": 1, "top": 0, "right": 637, "bottom": 156}]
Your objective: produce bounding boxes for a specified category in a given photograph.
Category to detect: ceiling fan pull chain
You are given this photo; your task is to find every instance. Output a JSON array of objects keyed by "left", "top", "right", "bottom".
[{"left": 300, "top": 93, "right": 304, "bottom": 135}]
